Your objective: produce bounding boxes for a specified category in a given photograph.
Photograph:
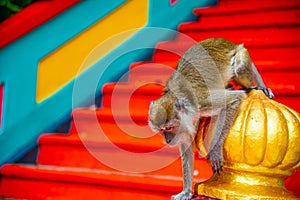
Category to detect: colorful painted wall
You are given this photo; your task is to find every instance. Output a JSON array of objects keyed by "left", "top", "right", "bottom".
[{"left": 0, "top": 0, "right": 216, "bottom": 165}]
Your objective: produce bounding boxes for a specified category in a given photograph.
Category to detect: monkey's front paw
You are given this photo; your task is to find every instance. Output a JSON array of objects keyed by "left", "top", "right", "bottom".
[
  {"left": 255, "top": 87, "right": 274, "bottom": 99},
  {"left": 207, "top": 151, "right": 223, "bottom": 174},
  {"left": 263, "top": 88, "right": 274, "bottom": 99},
  {"left": 171, "top": 191, "right": 192, "bottom": 200}
]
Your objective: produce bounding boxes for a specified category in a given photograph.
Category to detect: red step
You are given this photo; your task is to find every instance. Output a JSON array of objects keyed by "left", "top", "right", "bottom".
[
  {"left": 68, "top": 107, "right": 163, "bottom": 150},
  {"left": 285, "top": 170, "right": 300, "bottom": 197},
  {"left": 180, "top": 8, "right": 300, "bottom": 31},
  {"left": 37, "top": 133, "right": 213, "bottom": 179},
  {"left": 179, "top": 26, "right": 300, "bottom": 48},
  {"left": 193, "top": 0, "right": 300, "bottom": 16},
  {"left": 153, "top": 39, "right": 194, "bottom": 63},
  {"left": 129, "top": 61, "right": 177, "bottom": 71},
  {"left": 70, "top": 107, "right": 149, "bottom": 129},
  {"left": 101, "top": 83, "right": 164, "bottom": 111},
  {"left": 259, "top": 70, "right": 300, "bottom": 95},
  {"left": 128, "top": 61, "right": 176, "bottom": 83},
  {"left": 274, "top": 96, "right": 300, "bottom": 114},
  {"left": 249, "top": 47, "right": 300, "bottom": 71},
  {"left": 0, "top": 164, "right": 181, "bottom": 200}
]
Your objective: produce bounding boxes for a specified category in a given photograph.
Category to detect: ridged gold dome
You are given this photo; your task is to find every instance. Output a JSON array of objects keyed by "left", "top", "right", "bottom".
[
  {"left": 197, "top": 90, "right": 300, "bottom": 199},
  {"left": 225, "top": 90, "right": 300, "bottom": 174}
]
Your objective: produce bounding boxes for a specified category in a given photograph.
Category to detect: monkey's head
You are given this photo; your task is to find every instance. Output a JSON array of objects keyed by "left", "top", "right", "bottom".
[{"left": 148, "top": 95, "right": 198, "bottom": 146}]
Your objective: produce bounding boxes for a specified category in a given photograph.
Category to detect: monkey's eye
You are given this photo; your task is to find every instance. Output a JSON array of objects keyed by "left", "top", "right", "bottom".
[{"left": 164, "top": 126, "right": 174, "bottom": 133}]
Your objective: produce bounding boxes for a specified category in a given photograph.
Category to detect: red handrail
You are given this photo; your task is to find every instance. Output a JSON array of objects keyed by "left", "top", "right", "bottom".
[{"left": 0, "top": 0, "right": 80, "bottom": 48}]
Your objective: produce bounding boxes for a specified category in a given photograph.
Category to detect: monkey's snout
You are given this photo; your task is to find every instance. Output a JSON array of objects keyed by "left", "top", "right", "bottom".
[
  {"left": 166, "top": 137, "right": 172, "bottom": 144},
  {"left": 163, "top": 132, "right": 175, "bottom": 144}
]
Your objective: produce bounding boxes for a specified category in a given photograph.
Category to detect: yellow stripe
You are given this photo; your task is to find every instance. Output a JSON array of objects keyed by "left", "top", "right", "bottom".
[{"left": 36, "top": 0, "right": 148, "bottom": 102}]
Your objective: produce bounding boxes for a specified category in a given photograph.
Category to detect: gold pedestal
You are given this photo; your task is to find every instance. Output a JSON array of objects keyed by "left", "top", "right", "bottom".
[
  {"left": 198, "top": 168, "right": 297, "bottom": 199},
  {"left": 196, "top": 91, "right": 300, "bottom": 200}
]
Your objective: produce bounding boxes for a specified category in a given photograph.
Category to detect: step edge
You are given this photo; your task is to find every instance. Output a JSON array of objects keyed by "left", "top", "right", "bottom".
[
  {"left": 0, "top": 164, "right": 182, "bottom": 194},
  {"left": 38, "top": 134, "right": 174, "bottom": 155},
  {"left": 193, "top": 1, "right": 300, "bottom": 16}
]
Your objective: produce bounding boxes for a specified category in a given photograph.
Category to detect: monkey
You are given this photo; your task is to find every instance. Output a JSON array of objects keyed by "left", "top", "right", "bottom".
[{"left": 148, "top": 38, "right": 274, "bottom": 200}]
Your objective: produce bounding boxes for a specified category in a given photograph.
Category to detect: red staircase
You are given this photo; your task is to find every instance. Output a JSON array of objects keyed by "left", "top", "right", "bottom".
[{"left": 1, "top": 0, "right": 300, "bottom": 199}]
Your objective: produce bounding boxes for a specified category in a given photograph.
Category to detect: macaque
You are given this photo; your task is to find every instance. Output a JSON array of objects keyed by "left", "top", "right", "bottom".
[{"left": 148, "top": 38, "right": 273, "bottom": 200}]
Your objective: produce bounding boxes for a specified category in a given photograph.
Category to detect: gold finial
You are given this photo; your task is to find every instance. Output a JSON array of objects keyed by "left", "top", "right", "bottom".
[{"left": 196, "top": 90, "right": 300, "bottom": 199}]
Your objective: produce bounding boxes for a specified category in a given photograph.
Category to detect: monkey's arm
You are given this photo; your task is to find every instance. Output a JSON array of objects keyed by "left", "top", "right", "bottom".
[
  {"left": 251, "top": 63, "right": 274, "bottom": 99},
  {"left": 172, "top": 142, "right": 194, "bottom": 200}
]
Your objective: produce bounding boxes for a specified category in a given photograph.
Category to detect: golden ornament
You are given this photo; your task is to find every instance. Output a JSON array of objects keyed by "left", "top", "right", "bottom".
[{"left": 196, "top": 90, "right": 300, "bottom": 199}]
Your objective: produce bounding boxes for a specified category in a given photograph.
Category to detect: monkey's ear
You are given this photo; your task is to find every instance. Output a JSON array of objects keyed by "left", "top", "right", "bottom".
[
  {"left": 174, "top": 98, "right": 192, "bottom": 113},
  {"left": 150, "top": 101, "right": 154, "bottom": 108},
  {"left": 237, "top": 43, "right": 244, "bottom": 49}
]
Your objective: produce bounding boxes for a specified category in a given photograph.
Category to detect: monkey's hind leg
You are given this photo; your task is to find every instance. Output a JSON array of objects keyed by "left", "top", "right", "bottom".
[{"left": 207, "top": 90, "right": 246, "bottom": 174}]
